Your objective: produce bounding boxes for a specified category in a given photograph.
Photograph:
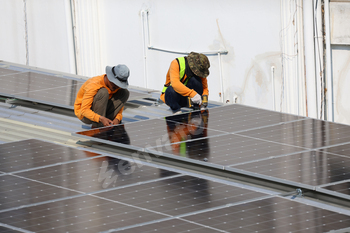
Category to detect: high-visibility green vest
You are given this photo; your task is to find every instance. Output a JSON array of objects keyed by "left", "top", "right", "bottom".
[{"left": 162, "top": 57, "right": 189, "bottom": 93}]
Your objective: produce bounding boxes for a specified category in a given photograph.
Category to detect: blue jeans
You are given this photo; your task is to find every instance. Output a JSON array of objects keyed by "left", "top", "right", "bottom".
[{"left": 164, "top": 76, "right": 203, "bottom": 112}]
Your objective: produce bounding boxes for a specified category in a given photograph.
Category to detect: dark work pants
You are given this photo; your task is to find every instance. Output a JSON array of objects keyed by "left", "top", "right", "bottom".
[
  {"left": 82, "top": 88, "right": 129, "bottom": 127},
  {"left": 164, "top": 76, "right": 203, "bottom": 112}
]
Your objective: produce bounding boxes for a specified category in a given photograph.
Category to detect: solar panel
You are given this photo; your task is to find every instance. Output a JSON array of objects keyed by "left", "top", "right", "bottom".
[
  {"left": 1, "top": 139, "right": 350, "bottom": 232},
  {"left": 16, "top": 156, "right": 179, "bottom": 193},
  {"left": 0, "top": 67, "right": 20, "bottom": 76},
  {"left": 74, "top": 104, "right": 350, "bottom": 196},
  {"left": 0, "top": 139, "right": 101, "bottom": 173},
  {"left": 0, "top": 174, "right": 79, "bottom": 211},
  {"left": 231, "top": 150, "right": 350, "bottom": 186},
  {"left": 0, "top": 67, "right": 151, "bottom": 109},
  {"left": 182, "top": 196, "right": 350, "bottom": 233},
  {"left": 167, "top": 104, "right": 305, "bottom": 133},
  {"left": 0, "top": 71, "right": 83, "bottom": 109},
  {"left": 237, "top": 118, "right": 350, "bottom": 149},
  {"left": 94, "top": 175, "right": 267, "bottom": 216},
  {"left": 75, "top": 118, "right": 226, "bottom": 150},
  {"left": 319, "top": 142, "right": 350, "bottom": 157},
  {"left": 147, "top": 133, "right": 308, "bottom": 166},
  {"left": 321, "top": 181, "right": 350, "bottom": 196}
]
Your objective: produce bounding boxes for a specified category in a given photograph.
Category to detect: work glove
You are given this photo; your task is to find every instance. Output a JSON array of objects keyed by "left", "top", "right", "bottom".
[
  {"left": 191, "top": 93, "right": 202, "bottom": 105},
  {"left": 202, "top": 95, "right": 208, "bottom": 108}
]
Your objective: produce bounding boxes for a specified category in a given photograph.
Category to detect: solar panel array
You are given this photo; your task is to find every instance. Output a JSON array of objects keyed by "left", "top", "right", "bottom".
[
  {"left": 75, "top": 104, "right": 350, "bottom": 200},
  {"left": 1, "top": 139, "right": 350, "bottom": 233},
  {"left": 0, "top": 66, "right": 150, "bottom": 109}
]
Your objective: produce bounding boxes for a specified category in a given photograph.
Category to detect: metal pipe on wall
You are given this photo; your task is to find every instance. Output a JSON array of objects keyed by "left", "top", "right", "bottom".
[
  {"left": 314, "top": 0, "right": 325, "bottom": 119},
  {"left": 141, "top": 10, "right": 148, "bottom": 88},
  {"left": 324, "top": 0, "right": 334, "bottom": 122},
  {"left": 303, "top": 0, "right": 318, "bottom": 118},
  {"left": 218, "top": 52, "right": 224, "bottom": 103},
  {"left": 70, "top": 0, "right": 79, "bottom": 75},
  {"left": 23, "top": 0, "right": 29, "bottom": 66}
]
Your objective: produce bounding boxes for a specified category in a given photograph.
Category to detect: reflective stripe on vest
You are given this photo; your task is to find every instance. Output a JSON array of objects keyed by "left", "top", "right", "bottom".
[{"left": 162, "top": 57, "right": 188, "bottom": 93}]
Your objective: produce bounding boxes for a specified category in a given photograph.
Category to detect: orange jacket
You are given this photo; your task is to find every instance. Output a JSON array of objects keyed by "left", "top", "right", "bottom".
[
  {"left": 74, "top": 75, "right": 124, "bottom": 123},
  {"left": 160, "top": 59, "right": 209, "bottom": 103}
]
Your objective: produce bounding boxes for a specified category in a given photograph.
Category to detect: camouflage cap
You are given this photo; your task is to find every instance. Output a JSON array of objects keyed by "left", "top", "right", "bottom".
[{"left": 187, "top": 52, "right": 210, "bottom": 78}]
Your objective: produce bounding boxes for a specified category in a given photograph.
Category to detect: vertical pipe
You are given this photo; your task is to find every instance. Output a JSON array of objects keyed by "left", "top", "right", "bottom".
[
  {"left": 141, "top": 10, "right": 148, "bottom": 88},
  {"left": 324, "top": 0, "right": 334, "bottom": 122},
  {"left": 218, "top": 52, "right": 224, "bottom": 103},
  {"left": 314, "top": 0, "right": 324, "bottom": 119},
  {"left": 271, "top": 66, "right": 275, "bottom": 111},
  {"left": 70, "top": 0, "right": 79, "bottom": 75},
  {"left": 23, "top": 0, "right": 29, "bottom": 66},
  {"left": 303, "top": 0, "right": 317, "bottom": 118}
]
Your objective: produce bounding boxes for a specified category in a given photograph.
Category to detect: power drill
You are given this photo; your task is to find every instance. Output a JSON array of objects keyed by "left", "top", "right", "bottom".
[{"left": 187, "top": 97, "right": 201, "bottom": 110}]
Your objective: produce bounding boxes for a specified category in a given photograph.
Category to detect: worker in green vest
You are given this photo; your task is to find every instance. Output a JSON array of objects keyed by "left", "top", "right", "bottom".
[{"left": 160, "top": 52, "right": 210, "bottom": 114}]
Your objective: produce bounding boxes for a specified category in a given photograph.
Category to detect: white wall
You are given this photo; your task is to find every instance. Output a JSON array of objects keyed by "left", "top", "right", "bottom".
[
  {"left": 102, "top": 0, "right": 282, "bottom": 109},
  {"left": 0, "top": 0, "right": 76, "bottom": 73},
  {"left": 330, "top": 2, "right": 350, "bottom": 125},
  {"left": 0, "top": 0, "right": 282, "bottom": 109}
]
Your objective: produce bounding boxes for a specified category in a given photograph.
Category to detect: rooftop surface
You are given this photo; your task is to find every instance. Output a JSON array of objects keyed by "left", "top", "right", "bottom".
[{"left": 0, "top": 61, "right": 350, "bottom": 233}]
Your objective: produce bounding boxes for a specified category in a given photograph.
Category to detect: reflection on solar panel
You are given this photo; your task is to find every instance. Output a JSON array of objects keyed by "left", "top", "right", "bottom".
[
  {"left": 1, "top": 139, "right": 350, "bottom": 232},
  {"left": 0, "top": 66, "right": 150, "bottom": 109},
  {"left": 75, "top": 117, "right": 226, "bottom": 149},
  {"left": 147, "top": 133, "right": 307, "bottom": 165},
  {"left": 74, "top": 104, "right": 350, "bottom": 198}
]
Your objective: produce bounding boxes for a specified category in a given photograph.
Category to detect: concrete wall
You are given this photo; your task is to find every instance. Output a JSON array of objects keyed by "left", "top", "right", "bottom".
[{"left": 330, "top": 2, "right": 350, "bottom": 125}]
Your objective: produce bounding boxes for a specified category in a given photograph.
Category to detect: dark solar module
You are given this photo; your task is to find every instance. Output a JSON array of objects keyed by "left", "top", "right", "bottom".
[
  {"left": 147, "top": 133, "right": 307, "bottom": 166},
  {"left": 0, "top": 67, "right": 20, "bottom": 76},
  {"left": 237, "top": 118, "right": 350, "bottom": 149},
  {"left": 16, "top": 156, "right": 179, "bottom": 193},
  {"left": 0, "top": 225, "right": 23, "bottom": 233},
  {"left": 232, "top": 150, "right": 350, "bottom": 186},
  {"left": 183, "top": 196, "right": 350, "bottom": 233},
  {"left": 0, "top": 70, "right": 149, "bottom": 109},
  {"left": 322, "top": 181, "right": 350, "bottom": 196},
  {"left": 115, "top": 218, "right": 224, "bottom": 233},
  {"left": 0, "top": 175, "right": 79, "bottom": 211},
  {"left": 167, "top": 104, "right": 304, "bottom": 133},
  {"left": 95, "top": 175, "right": 267, "bottom": 216},
  {"left": 319, "top": 142, "right": 350, "bottom": 158},
  {"left": 0, "top": 139, "right": 100, "bottom": 173},
  {"left": 0, "top": 71, "right": 83, "bottom": 108},
  {"left": 0, "top": 195, "right": 167, "bottom": 233},
  {"left": 75, "top": 118, "right": 226, "bottom": 149}
]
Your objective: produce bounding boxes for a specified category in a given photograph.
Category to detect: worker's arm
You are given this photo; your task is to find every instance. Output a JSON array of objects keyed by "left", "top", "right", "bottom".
[
  {"left": 169, "top": 60, "right": 197, "bottom": 98},
  {"left": 201, "top": 77, "right": 209, "bottom": 96}
]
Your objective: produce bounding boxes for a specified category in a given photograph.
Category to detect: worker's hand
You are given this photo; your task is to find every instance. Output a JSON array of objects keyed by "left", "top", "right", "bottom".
[
  {"left": 191, "top": 93, "right": 202, "bottom": 105},
  {"left": 202, "top": 95, "right": 208, "bottom": 108},
  {"left": 112, "top": 118, "right": 120, "bottom": 125},
  {"left": 99, "top": 116, "right": 113, "bottom": 127}
]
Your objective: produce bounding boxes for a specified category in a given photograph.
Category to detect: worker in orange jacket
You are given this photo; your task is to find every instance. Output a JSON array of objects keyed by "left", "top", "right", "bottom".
[
  {"left": 160, "top": 52, "right": 210, "bottom": 114},
  {"left": 74, "top": 65, "right": 130, "bottom": 128}
]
